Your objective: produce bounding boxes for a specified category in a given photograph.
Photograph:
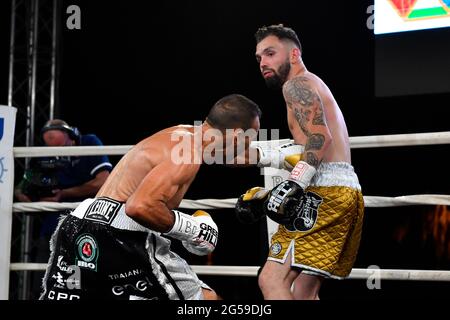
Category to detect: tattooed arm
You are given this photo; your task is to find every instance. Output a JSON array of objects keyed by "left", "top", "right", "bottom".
[
  {"left": 262, "top": 77, "right": 332, "bottom": 223},
  {"left": 262, "top": 76, "right": 332, "bottom": 222},
  {"left": 282, "top": 76, "right": 332, "bottom": 168}
]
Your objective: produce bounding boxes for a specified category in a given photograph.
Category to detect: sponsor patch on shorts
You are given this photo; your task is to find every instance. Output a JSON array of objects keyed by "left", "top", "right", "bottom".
[
  {"left": 75, "top": 234, "right": 99, "bottom": 271},
  {"left": 270, "top": 242, "right": 282, "bottom": 255}
]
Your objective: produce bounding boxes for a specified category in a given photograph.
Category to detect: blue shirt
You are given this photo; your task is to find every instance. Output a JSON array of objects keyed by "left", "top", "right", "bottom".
[
  {"left": 40, "top": 134, "right": 112, "bottom": 236},
  {"left": 56, "top": 134, "right": 112, "bottom": 199}
]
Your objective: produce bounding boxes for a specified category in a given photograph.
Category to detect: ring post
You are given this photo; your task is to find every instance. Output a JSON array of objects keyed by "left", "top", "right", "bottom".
[
  {"left": 262, "top": 167, "right": 290, "bottom": 246},
  {"left": 0, "top": 106, "right": 17, "bottom": 300},
  {"left": 251, "top": 139, "right": 291, "bottom": 246}
]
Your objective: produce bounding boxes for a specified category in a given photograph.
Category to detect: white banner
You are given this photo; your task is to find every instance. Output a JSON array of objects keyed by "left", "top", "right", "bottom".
[{"left": 0, "top": 105, "right": 17, "bottom": 300}]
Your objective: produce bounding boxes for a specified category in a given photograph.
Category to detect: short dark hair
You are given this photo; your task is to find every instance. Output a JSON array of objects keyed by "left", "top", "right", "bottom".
[
  {"left": 255, "top": 24, "right": 302, "bottom": 53},
  {"left": 206, "top": 94, "right": 262, "bottom": 131}
]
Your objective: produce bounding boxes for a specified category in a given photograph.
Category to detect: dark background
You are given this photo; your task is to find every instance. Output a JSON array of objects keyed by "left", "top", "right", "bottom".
[
  {"left": 1, "top": 0, "right": 449, "bottom": 299},
  {"left": 375, "top": 23, "right": 450, "bottom": 97}
]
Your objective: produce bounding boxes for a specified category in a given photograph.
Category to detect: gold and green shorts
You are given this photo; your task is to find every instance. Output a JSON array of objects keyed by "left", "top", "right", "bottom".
[{"left": 268, "top": 162, "right": 364, "bottom": 279}]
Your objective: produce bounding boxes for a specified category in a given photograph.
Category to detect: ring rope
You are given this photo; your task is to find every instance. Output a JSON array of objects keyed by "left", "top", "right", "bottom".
[
  {"left": 12, "top": 131, "right": 450, "bottom": 158},
  {"left": 12, "top": 194, "right": 450, "bottom": 213},
  {"left": 347, "top": 131, "right": 450, "bottom": 149},
  {"left": 9, "top": 263, "right": 450, "bottom": 281},
  {"left": 13, "top": 145, "right": 132, "bottom": 158}
]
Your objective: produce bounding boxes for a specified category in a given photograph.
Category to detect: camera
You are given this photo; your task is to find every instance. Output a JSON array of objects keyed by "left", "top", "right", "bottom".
[{"left": 19, "top": 157, "right": 71, "bottom": 201}]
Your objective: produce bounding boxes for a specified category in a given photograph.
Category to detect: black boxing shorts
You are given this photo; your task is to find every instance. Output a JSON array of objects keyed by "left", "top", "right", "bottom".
[{"left": 39, "top": 199, "right": 171, "bottom": 300}]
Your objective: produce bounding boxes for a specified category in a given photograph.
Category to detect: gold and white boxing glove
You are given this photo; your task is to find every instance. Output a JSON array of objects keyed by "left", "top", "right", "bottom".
[{"left": 253, "top": 142, "right": 304, "bottom": 171}]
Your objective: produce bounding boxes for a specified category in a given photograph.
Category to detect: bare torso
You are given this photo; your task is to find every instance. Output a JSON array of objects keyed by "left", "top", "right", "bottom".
[
  {"left": 96, "top": 125, "right": 200, "bottom": 209},
  {"left": 286, "top": 71, "right": 351, "bottom": 163}
]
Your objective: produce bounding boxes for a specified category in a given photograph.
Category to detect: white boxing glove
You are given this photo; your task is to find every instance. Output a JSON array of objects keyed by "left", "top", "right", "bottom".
[
  {"left": 253, "top": 142, "right": 304, "bottom": 171},
  {"left": 165, "top": 210, "right": 218, "bottom": 256},
  {"left": 288, "top": 160, "right": 317, "bottom": 190}
]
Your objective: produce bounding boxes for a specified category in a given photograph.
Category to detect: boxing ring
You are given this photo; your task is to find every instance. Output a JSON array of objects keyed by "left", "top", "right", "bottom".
[{"left": 2, "top": 130, "right": 450, "bottom": 299}]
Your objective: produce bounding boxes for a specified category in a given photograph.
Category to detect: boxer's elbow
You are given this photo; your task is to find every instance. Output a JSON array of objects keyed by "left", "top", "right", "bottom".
[
  {"left": 307, "top": 128, "right": 332, "bottom": 155},
  {"left": 125, "top": 201, "right": 142, "bottom": 219}
]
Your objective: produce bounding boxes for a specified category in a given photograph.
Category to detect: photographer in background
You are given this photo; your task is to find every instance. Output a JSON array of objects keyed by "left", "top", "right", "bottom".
[
  {"left": 15, "top": 119, "right": 112, "bottom": 203},
  {"left": 14, "top": 119, "right": 113, "bottom": 298}
]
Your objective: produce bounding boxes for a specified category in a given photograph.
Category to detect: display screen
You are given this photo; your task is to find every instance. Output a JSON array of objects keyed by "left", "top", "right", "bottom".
[{"left": 375, "top": 0, "right": 450, "bottom": 35}]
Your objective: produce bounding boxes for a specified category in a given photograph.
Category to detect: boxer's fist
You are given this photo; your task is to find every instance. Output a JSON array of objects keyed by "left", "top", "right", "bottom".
[
  {"left": 254, "top": 142, "right": 304, "bottom": 171},
  {"left": 182, "top": 210, "right": 219, "bottom": 256},
  {"left": 235, "top": 187, "right": 270, "bottom": 224},
  {"left": 264, "top": 161, "right": 317, "bottom": 225},
  {"left": 278, "top": 142, "right": 304, "bottom": 171},
  {"left": 165, "top": 210, "right": 218, "bottom": 256},
  {"left": 264, "top": 180, "right": 304, "bottom": 225}
]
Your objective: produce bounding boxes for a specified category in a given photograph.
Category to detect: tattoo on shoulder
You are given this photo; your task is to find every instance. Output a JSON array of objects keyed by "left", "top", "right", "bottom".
[
  {"left": 283, "top": 77, "right": 316, "bottom": 107},
  {"left": 294, "top": 106, "right": 311, "bottom": 136},
  {"left": 286, "top": 77, "right": 327, "bottom": 168},
  {"left": 288, "top": 77, "right": 327, "bottom": 135}
]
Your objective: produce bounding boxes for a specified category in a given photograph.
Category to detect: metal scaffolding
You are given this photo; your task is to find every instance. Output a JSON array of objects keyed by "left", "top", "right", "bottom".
[{"left": 8, "top": 0, "right": 61, "bottom": 300}]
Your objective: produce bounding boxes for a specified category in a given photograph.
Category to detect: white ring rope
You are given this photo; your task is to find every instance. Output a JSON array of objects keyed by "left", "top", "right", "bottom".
[
  {"left": 12, "top": 131, "right": 450, "bottom": 158},
  {"left": 348, "top": 131, "right": 450, "bottom": 149},
  {"left": 9, "top": 263, "right": 450, "bottom": 282},
  {"left": 12, "top": 193, "right": 450, "bottom": 213},
  {"left": 13, "top": 145, "right": 132, "bottom": 158}
]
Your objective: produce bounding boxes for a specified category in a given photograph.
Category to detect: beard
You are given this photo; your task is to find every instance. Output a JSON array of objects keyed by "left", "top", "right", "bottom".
[{"left": 263, "top": 60, "right": 291, "bottom": 89}]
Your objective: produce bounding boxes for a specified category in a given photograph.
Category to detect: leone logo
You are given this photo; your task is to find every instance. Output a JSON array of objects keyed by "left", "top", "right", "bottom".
[{"left": 75, "top": 234, "right": 99, "bottom": 271}]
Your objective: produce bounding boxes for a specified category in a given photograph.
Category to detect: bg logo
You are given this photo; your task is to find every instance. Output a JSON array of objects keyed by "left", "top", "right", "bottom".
[
  {"left": 0, "top": 118, "right": 4, "bottom": 141},
  {"left": 388, "top": 0, "right": 450, "bottom": 20}
]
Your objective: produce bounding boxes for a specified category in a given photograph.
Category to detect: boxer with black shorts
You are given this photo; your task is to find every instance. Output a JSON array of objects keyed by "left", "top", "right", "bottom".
[{"left": 40, "top": 94, "right": 261, "bottom": 300}]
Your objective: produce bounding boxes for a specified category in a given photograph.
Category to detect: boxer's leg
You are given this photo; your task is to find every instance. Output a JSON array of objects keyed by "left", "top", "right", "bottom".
[{"left": 258, "top": 252, "right": 299, "bottom": 300}]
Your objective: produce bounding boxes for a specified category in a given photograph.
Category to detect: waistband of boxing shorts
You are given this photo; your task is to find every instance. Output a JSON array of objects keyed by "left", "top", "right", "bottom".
[
  {"left": 310, "top": 162, "right": 361, "bottom": 191},
  {"left": 70, "top": 197, "right": 150, "bottom": 232}
]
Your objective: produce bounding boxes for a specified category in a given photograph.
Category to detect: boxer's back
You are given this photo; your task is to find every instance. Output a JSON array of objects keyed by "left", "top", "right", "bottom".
[{"left": 97, "top": 125, "right": 199, "bottom": 206}]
